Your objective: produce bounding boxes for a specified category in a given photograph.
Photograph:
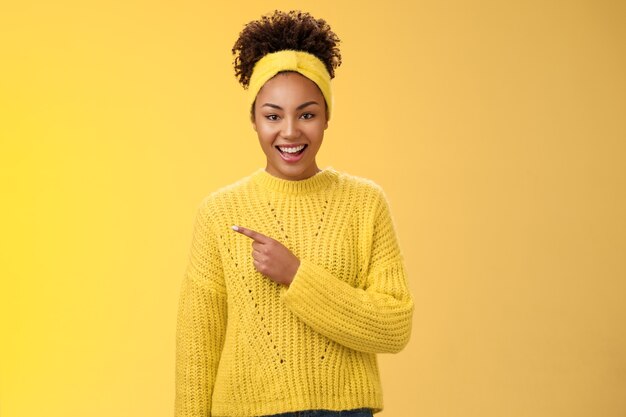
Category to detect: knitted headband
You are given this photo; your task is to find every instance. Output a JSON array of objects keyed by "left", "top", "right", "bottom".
[{"left": 248, "top": 50, "right": 333, "bottom": 119}]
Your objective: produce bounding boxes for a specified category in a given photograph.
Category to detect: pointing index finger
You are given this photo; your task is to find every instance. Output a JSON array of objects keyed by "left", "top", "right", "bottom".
[{"left": 231, "top": 225, "right": 270, "bottom": 243}]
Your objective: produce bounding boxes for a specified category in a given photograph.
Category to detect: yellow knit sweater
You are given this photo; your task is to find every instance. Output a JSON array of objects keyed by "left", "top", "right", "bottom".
[{"left": 175, "top": 167, "right": 413, "bottom": 417}]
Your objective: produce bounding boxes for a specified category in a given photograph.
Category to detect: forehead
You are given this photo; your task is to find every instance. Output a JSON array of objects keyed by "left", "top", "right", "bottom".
[{"left": 256, "top": 72, "right": 324, "bottom": 104}]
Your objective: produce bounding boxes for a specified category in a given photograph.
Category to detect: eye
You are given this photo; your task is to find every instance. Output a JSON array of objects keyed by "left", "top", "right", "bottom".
[
  {"left": 265, "top": 114, "right": 279, "bottom": 121},
  {"left": 300, "top": 112, "right": 315, "bottom": 120}
]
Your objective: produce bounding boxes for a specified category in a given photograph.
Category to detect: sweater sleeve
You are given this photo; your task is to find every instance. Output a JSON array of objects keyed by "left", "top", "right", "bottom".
[
  {"left": 175, "top": 198, "right": 227, "bottom": 417},
  {"left": 281, "top": 187, "right": 414, "bottom": 354}
]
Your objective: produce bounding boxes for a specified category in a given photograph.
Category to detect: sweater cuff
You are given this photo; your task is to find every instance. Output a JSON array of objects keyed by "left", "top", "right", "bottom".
[
  {"left": 281, "top": 257, "right": 413, "bottom": 354},
  {"left": 282, "top": 258, "right": 338, "bottom": 309}
]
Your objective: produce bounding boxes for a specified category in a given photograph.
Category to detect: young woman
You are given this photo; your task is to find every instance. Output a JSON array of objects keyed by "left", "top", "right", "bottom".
[{"left": 175, "top": 10, "right": 414, "bottom": 417}]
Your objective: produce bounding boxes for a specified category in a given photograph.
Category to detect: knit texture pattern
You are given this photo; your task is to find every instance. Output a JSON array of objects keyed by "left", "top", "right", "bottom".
[{"left": 175, "top": 167, "right": 414, "bottom": 417}]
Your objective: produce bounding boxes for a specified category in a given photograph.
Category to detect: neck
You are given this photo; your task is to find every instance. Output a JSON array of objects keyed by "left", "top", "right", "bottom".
[
  {"left": 264, "top": 165, "right": 321, "bottom": 181},
  {"left": 252, "top": 167, "right": 337, "bottom": 195}
]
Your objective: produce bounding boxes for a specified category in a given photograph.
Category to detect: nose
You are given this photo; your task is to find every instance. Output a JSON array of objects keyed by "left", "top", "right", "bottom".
[{"left": 281, "top": 117, "right": 301, "bottom": 140}]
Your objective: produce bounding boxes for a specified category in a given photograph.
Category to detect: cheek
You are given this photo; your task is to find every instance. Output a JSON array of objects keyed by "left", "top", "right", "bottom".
[
  {"left": 256, "top": 126, "right": 276, "bottom": 146},
  {"left": 307, "top": 123, "right": 326, "bottom": 141}
]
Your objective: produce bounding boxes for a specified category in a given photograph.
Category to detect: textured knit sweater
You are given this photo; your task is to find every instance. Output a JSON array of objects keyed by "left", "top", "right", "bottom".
[{"left": 175, "top": 167, "right": 414, "bottom": 417}]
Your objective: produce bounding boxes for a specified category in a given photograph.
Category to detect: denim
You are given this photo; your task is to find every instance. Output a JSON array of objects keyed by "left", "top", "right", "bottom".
[{"left": 259, "top": 409, "right": 373, "bottom": 417}]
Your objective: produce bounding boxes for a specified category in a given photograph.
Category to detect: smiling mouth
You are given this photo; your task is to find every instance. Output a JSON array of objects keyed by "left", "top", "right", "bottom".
[{"left": 275, "top": 144, "right": 308, "bottom": 156}]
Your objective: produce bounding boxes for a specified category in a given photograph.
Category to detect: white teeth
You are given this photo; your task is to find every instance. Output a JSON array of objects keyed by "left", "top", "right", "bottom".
[{"left": 278, "top": 145, "right": 305, "bottom": 153}]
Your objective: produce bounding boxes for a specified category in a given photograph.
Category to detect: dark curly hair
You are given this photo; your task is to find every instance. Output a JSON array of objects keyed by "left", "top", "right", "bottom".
[{"left": 232, "top": 10, "right": 342, "bottom": 89}]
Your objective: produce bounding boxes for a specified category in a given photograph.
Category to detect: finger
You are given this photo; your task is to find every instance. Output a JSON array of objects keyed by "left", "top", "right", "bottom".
[
  {"left": 232, "top": 225, "right": 270, "bottom": 243},
  {"left": 252, "top": 249, "right": 268, "bottom": 261},
  {"left": 252, "top": 259, "right": 264, "bottom": 273}
]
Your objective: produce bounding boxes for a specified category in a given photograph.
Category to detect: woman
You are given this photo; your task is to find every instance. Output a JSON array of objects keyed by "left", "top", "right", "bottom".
[{"left": 175, "top": 10, "right": 414, "bottom": 417}]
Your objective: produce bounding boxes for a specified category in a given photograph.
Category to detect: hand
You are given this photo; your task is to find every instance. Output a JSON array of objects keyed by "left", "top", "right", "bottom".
[{"left": 231, "top": 225, "right": 300, "bottom": 286}]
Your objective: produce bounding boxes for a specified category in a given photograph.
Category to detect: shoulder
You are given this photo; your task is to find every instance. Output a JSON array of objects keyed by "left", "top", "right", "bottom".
[
  {"left": 195, "top": 170, "right": 259, "bottom": 218},
  {"left": 332, "top": 169, "right": 388, "bottom": 203},
  {"left": 200, "top": 170, "right": 258, "bottom": 206},
  {"left": 331, "top": 170, "right": 399, "bottom": 228}
]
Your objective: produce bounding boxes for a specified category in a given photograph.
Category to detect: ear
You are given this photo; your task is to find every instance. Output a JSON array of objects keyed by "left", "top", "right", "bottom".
[
  {"left": 250, "top": 106, "right": 257, "bottom": 131},
  {"left": 324, "top": 104, "right": 330, "bottom": 129}
]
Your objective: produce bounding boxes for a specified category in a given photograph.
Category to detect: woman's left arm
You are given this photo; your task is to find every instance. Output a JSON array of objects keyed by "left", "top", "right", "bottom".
[{"left": 281, "top": 188, "right": 414, "bottom": 354}]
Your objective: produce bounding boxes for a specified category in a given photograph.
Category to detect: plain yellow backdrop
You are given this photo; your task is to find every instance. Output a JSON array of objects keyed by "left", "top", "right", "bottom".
[{"left": 1, "top": 1, "right": 625, "bottom": 416}]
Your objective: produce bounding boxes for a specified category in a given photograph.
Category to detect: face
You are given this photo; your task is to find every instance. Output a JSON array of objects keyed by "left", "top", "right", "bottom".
[{"left": 252, "top": 71, "right": 328, "bottom": 181}]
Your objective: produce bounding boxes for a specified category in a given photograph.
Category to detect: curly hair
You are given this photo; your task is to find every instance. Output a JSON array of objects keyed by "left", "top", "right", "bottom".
[{"left": 232, "top": 10, "right": 342, "bottom": 89}]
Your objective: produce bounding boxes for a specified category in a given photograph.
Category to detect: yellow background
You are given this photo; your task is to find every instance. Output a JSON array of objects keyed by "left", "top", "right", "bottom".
[{"left": 1, "top": 1, "right": 625, "bottom": 416}]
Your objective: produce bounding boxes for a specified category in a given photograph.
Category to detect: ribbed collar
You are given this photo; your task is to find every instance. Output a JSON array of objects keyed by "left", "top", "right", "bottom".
[{"left": 251, "top": 167, "right": 339, "bottom": 195}]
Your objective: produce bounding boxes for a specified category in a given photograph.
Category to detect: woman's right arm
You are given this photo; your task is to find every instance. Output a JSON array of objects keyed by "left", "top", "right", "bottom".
[{"left": 175, "top": 198, "right": 227, "bottom": 417}]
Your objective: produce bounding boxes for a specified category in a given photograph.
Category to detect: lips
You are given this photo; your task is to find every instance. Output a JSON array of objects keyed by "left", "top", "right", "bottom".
[{"left": 275, "top": 144, "right": 307, "bottom": 163}]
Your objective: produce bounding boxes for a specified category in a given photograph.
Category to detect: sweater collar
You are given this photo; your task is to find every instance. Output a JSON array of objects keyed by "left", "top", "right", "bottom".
[{"left": 251, "top": 167, "right": 338, "bottom": 194}]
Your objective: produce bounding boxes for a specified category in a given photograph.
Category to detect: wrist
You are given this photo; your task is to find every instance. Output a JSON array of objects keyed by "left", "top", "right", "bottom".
[{"left": 285, "top": 259, "right": 301, "bottom": 286}]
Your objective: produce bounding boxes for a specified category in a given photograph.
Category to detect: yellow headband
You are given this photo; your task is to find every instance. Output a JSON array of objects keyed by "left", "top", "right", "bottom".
[{"left": 248, "top": 50, "right": 333, "bottom": 119}]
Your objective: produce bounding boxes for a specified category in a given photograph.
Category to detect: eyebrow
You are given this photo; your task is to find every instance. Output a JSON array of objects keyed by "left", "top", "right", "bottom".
[{"left": 261, "top": 101, "right": 321, "bottom": 111}]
